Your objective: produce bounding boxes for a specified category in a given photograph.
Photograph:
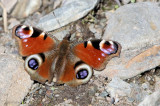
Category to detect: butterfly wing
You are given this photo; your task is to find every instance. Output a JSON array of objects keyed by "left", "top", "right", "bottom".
[
  {"left": 12, "top": 25, "right": 57, "bottom": 56},
  {"left": 12, "top": 25, "right": 57, "bottom": 83},
  {"left": 72, "top": 39, "right": 121, "bottom": 70}
]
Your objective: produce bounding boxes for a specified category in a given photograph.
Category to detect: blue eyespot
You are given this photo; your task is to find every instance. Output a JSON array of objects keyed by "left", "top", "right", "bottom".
[
  {"left": 76, "top": 69, "right": 88, "bottom": 79},
  {"left": 28, "top": 58, "right": 39, "bottom": 70}
]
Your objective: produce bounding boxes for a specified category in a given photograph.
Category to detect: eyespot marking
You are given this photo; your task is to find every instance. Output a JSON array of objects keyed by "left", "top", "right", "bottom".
[
  {"left": 100, "top": 40, "right": 118, "bottom": 55},
  {"left": 76, "top": 69, "right": 88, "bottom": 79},
  {"left": 28, "top": 58, "right": 39, "bottom": 70},
  {"left": 75, "top": 63, "right": 92, "bottom": 82},
  {"left": 15, "top": 25, "right": 33, "bottom": 39}
]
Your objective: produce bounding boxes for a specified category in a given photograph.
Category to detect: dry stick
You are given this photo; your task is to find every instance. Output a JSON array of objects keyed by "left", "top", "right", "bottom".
[{"left": 0, "top": 2, "right": 8, "bottom": 32}]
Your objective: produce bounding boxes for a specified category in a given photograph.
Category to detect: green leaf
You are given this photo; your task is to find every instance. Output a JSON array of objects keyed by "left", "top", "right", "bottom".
[
  {"left": 115, "top": 5, "right": 119, "bottom": 9},
  {"left": 131, "top": 0, "right": 136, "bottom": 3}
]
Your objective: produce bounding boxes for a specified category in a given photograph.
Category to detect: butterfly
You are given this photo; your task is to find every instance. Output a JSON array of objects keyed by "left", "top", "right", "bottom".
[{"left": 12, "top": 24, "right": 121, "bottom": 86}]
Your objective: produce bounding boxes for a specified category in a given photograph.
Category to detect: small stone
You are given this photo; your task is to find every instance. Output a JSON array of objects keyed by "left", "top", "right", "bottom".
[
  {"left": 99, "top": 91, "right": 109, "bottom": 97},
  {"left": 95, "top": 93, "right": 99, "bottom": 97},
  {"left": 55, "top": 94, "right": 60, "bottom": 97},
  {"left": 42, "top": 98, "right": 46, "bottom": 102},
  {"left": 38, "top": 89, "right": 43, "bottom": 95},
  {"left": 64, "top": 99, "right": 73, "bottom": 104},
  {"left": 46, "top": 90, "right": 53, "bottom": 98},
  {"left": 127, "top": 97, "right": 135, "bottom": 103},
  {"left": 141, "top": 83, "right": 149, "bottom": 90},
  {"left": 110, "top": 97, "right": 115, "bottom": 104},
  {"left": 45, "top": 82, "right": 54, "bottom": 87},
  {"left": 121, "top": 0, "right": 131, "bottom": 4},
  {"left": 107, "top": 77, "right": 132, "bottom": 97},
  {"left": 88, "top": 85, "right": 98, "bottom": 96}
]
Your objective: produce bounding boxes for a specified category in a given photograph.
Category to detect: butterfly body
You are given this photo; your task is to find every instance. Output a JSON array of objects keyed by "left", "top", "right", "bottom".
[{"left": 13, "top": 25, "right": 121, "bottom": 86}]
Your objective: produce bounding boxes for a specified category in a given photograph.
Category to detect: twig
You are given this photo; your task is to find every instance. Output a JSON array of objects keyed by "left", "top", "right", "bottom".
[
  {"left": 114, "top": 0, "right": 121, "bottom": 6},
  {"left": 0, "top": 2, "right": 8, "bottom": 32}
]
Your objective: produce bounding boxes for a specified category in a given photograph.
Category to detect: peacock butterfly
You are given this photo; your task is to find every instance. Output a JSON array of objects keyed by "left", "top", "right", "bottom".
[{"left": 12, "top": 24, "right": 121, "bottom": 86}]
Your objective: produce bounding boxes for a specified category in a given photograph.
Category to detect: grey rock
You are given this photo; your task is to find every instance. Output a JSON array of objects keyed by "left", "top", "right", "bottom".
[
  {"left": 11, "top": 0, "right": 42, "bottom": 18},
  {"left": 0, "top": 7, "right": 2, "bottom": 16},
  {"left": 88, "top": 85, "right": 98, "bottom": 96},
  {"left": 1, "top": 0, "right": 17, "bottom": 13},
  {"left": 142, "top": 83, "right": 149, "bottom": 90},
  {"left": 99, "top": 91, "right": 109, "bottom": 97},
  {"left": 155, "top": 76, "right": 160, "bottom": 91},
  {"left": 89, "top": 24, "right": 103, "bottom": 39},
  {"left": 110, "top": 97, "right": 115, "bottom": 104},
  {"left": 37, "top": 0, "right": 100, "bottom": 31},
  {"left": 114, "top": 0, "right": 121, "bottom": 6},
  {"left": 95, "top": 2, "right": 160, "bottom": 80},
  {"left": 95, "top": 93, "right": 99, "bottom": 97},
  {"left": 138, "top": 90, "right": 160, "bottom": 106},
  {"left": 122, "top": 0, "right": 131, "bottom": 4},
  {"left": 51, "top": 28, "right": 70, "bottom": 40},
  {"left": 24, "top": 12, "right": 42, "bottom": 27},
  {"left": 0, "top": 54, "right": 33, "bottom": 106},
  {"left": 38, "top": 89, "right": 43, "bottom": 95},
  {"left": 106, "top": 77, "right": 132, "bottom": 97},
  {"left": 129, "top": 83, "right": 150, "bottom": 103},
  {"left": 8, "top": 18, "right": 20, "bottom": 29},
  {"left": 127, "top": 97, "right": 135, "bottom": 103}
]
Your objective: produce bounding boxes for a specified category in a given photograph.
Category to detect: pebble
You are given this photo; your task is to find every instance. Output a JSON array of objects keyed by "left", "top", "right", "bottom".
[
  {"left": 95, "top": 93, "right": 99, "bottom": 97},
  {"left": 141, "top": 83, "right": 149, "bottom": 90},
  {"left": 88, "top": 85, "right": 98, "bottom": 96},
  {"left": 107, "top": 77, "right": 132, "bottom": 97},
  {"left": 38, "top": 89, "right": 43, "bottom": 95},
  {"left": 127, "top": 97, "right": 135, "bottom": 103},
  {"left": 110, "top": 97, "right": 115, "bottom": 104},
  {"left": 122, "top": 0, "right": 131, "bottom": 4},
  {"left": 55, "top": 94, "right": 60, "bottom": 97},
  {"left": 46, "top": 90, "right": 54, "bottom": 98},
  {"left": 99, "top": 91, "right": 109, "bottom": 97}
]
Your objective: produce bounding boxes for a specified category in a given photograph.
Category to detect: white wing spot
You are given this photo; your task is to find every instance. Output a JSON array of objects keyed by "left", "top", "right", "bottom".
[
  {"left": 99, "top": 40, "right": 105, "bottom": 50},
  {"left": 21, "top": 25, "right": 27, "bottom": 29},
  {"left": 88, "top": 41, "right": 92, "bottom": 46}
]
